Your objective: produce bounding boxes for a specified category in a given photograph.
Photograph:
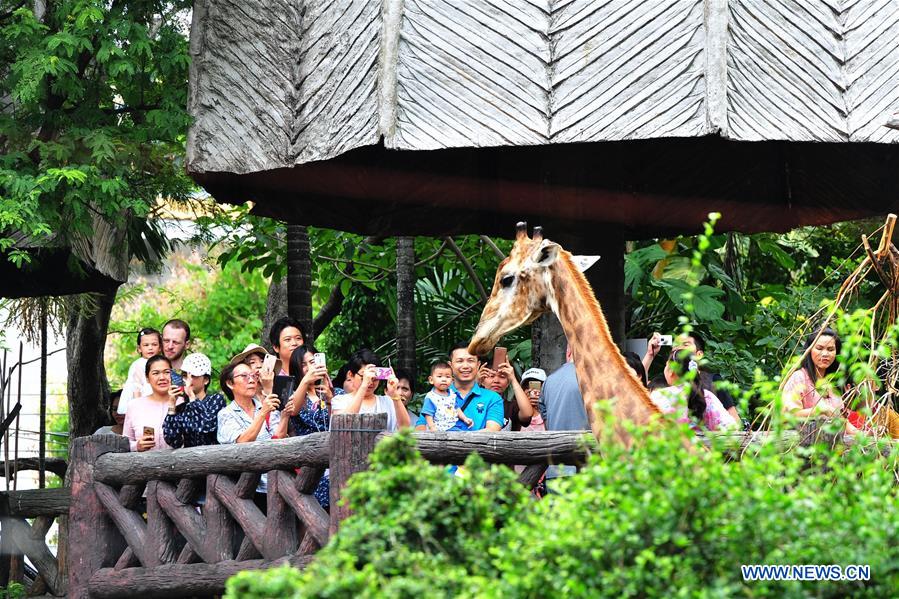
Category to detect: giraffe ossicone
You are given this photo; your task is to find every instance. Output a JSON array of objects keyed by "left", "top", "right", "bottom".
[{"left": 469, "top": 223, "right": 663, "bottom": 446}]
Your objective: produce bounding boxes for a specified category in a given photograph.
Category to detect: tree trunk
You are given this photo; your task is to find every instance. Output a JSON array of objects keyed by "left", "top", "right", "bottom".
[
  {"left": 531, "top": 313, "right": 567, "bottom": 375},
  {"left": 66, "top": 286, "right": 118, "bottom": 441},
  {"left": 260, "top": 277, "right": 288, "bottom": 350},
  {"left": 286, "top": 225, "right": 313, "bottom": 344},
  {"left": 395, "top": 237, "right": 416, "bottom": 378}
]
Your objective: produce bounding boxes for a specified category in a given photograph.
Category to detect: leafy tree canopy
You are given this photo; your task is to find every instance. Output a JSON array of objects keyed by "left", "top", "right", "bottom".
[
  {"left": 105, "top": 256, "right": 268, "bottom": 387},
  {"left": 0, "top": 0, "right": 193, "bottom": 267}
]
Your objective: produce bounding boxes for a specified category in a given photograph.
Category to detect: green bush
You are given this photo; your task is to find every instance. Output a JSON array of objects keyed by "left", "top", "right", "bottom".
[
  {"left": 226, "top": 430, "right": 530, "bottom": 598},
  {"left": 0, "top": 582, "right": 25, "bottom": 598},
  {"left": 226, "top": 421, "right": 899, "bottom": 598}
]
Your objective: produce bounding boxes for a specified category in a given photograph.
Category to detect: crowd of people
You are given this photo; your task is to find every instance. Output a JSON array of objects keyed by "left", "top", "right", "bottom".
[{"left": 100, "top": 317, "right": 899, "bottom": 510}]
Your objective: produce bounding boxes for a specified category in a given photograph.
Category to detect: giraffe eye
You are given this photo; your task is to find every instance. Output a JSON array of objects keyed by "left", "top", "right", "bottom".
[{"left": 501, "top": 275, "right": 515, "bottom": 288}]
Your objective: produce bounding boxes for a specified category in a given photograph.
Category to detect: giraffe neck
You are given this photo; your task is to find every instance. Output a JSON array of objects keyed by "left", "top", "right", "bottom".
[{"left": 545, "top": 253, "right": 660, "bottom": 425}]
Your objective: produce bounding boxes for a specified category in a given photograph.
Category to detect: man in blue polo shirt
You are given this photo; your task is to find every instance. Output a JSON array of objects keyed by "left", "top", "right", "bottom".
[{"left": 415, "top": 341, "right": 504, "bottom": 431}]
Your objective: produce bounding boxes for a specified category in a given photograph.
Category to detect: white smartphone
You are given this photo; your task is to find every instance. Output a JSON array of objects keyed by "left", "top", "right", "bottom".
[
  {"left": 313, "top": 353, "right": 326, "bottom": 368},
  {"left": 658, "top": 335, "right": 673, "bottom": 346},
  {"left": 262, "top": 353, "right": 277, "bottom": 372}
]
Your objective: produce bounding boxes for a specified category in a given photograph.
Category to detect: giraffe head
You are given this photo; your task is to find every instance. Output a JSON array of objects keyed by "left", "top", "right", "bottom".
[{"left": 468, "top": 222, "right": 561, "bottom": 356}]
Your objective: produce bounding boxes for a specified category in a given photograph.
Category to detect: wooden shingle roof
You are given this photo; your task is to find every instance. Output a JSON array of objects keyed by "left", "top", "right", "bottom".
[{"left": 186, "top": 0, "right": 899, "bottom": 237}]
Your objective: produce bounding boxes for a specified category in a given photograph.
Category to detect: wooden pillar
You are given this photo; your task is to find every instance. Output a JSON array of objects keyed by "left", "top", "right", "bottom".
[
  {"left": 585, "top": 229, "right": 627, "bottom": 348},
  {"left": 396, "top": 236, "right": 417, "bottom": 379},
  {"left": 0, "top": 520, "right": 23, "bottom": 587},
  {"left": 286, "top": 224, "right": 314, "bottom": 344},
  {"left": 67, "top": 434, "right": 130, "bottom": 599},
  {"left": 553, "top": 227, "right": 627, "bottom": 348},
  {"left": 39, "top": 300, "right": 47, "bottom": 489},
  {"left": 202, "top": 474, "right": 236, "bottom": 562},
  {"left": 328, "top": 413, "right": 387, "bottom": 535},
  {"left": 798, "top": 418, "right": 843, "bottom": 449}
]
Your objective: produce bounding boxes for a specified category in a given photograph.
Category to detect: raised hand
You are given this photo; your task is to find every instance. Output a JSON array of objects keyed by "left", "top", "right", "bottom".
[
  {"left": 136, "top": 432, "right": 155, "bottom": 452},
  {"left": 262, "top": 393, "right": 281, "bottom": 414},
  {"left": 360, "top": 365, "right": 378, "bottom": 390},
  {"left": 302, "top": 364, "right": 329, "bottom": 386},
  {"left": 281, "top": 397, "right": 298, "bottom": 417},
  {"left": 648, "top": 332, "right": 663, "bottom": 358},
  {"left": 259, "top": 366, "right": 275, "bottom": 396},
  {"left": 386, "top": 375, "right": 399, "bottom": 399},
  {"left": 477, "top": 363, "right": 495, "bottom": 386},
  {"left": 496, "top": 362, "right": 516, "bottom": 382},
  {"left": 167, "top": 385, "right": 183, "bottom": 407},
  {"left": 182, "top": 375, "right": 197, "bottom": 402}
]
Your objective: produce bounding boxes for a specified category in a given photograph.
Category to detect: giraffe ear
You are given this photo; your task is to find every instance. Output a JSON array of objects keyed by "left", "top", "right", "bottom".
[{"left": 529, "top": 240, "right": 560, "bottom": 267}]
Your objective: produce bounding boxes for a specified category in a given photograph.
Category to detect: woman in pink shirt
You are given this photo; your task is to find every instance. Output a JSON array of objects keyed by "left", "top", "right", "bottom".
[
  {"left": 782, "top": 327, "right": 858, "bottom": 434},
  {"left": 123, "top": 355, "right": 182, "bottom": 452},
  {"left": 649, "top": 350, "right": 736, "bottom": 431}
]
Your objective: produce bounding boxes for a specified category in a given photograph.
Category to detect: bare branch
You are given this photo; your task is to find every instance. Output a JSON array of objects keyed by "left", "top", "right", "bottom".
[
  {"left": 312, "top": 280, "right": 347, "bottom": 336},
  {"left": 479, "top": 235, "right": 505, "bottom": 260},
  {"left": 0, "top": 0, "right": 28, "bottom": 23},
  {"left": 444, "top": 237, "right": 488, "bottom": 302}
]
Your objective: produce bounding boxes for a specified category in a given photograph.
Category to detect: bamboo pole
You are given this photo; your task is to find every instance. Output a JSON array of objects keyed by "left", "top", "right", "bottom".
[
  {"left": 13, "top": 343, "right": 21, "bottom": 492},
  {"left": 39, "top": 302, "right": 47, "bottom": 489}
]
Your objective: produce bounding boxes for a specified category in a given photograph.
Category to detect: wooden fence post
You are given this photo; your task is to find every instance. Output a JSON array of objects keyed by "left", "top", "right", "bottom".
[
  {"left": 67, "top": 434, "right": 130, "bottom": 599},
  {"left": 328, "top": 413, "right": 387, "bottom": 535}
]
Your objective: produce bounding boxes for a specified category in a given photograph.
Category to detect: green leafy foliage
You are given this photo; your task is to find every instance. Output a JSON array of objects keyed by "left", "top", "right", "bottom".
[
  {"left": 105, "top": 256, "right": 267, "bottom": 385},
  {"left": 0, "top": 1, "right": 193, "bottom": 268},
  {"left": 626, "top": 219, "right": 883, "bottom": 396},
  {"left": 198, "top": 209, "right": 523, "bottom": 390},
  {"left": 226, "top": 430, "right": 531, "bottom": 598},
  {"left": 0, "top": 582, "right": 25, "bottom": 598},
  {"left": 227, "top": 415, "right": 899, "bottom": 598}
]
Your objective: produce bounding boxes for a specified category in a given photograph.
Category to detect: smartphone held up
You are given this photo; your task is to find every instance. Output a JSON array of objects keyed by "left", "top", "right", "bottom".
[
  {"left": 374, "top": 367, "right": 395, "bottom": 380},
  {"left": 492, "top": 346, "right": 508, "bottom": 369},
  {"left": 272, "top": 375, "right": 295, "bottom": 409}
]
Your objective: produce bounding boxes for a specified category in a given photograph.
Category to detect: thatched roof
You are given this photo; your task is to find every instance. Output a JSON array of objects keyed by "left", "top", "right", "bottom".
[
  {"left": 186, "top": 0, "right": 899, "bottom": 237},
  {"left": 2, "top": 216, "right": 127, "bottom": 299}
]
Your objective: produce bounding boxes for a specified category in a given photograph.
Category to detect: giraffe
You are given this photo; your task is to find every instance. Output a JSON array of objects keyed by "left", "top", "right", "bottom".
[{"left": 468, "top": 222, "right": 662, "bottom": 445}]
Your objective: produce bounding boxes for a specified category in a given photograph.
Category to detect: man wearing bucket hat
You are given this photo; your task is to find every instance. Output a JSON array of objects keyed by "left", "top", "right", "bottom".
[{"left": 162, "top": 352, "right": 227, "bottom": 448}]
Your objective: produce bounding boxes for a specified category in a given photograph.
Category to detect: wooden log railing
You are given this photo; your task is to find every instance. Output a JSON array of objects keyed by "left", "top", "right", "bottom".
[
  {"left": 64, "top": 414, "right": 388, "bottom": 599},
  {"left": 2, "top": 421, "right": 872, "bottom": 598},
  {"left": 0, "top": 455, "right": 70, "bottom": 595},
  {"left": 0, "top": 487, "right": 69, "bottom": 596},
  {"left": 0, "top": 457, "right": 68, "bottom": 480}
]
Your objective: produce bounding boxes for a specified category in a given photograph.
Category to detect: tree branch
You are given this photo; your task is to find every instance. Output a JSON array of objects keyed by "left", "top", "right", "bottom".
[
  {"left": 414, "top": 240, "right": 447, "bottom": 267},
  {"left": 0, "top": 0, "right": 28, "bottom": 23},
  {"left": 479, "top": 235, "right": 506, "bottom": 260},
  {"left": 309, "top": 235, "right": 383, "bottom": 336},
  {"left": 445, "top": 237, "right": 489, "bottom": 302},
  {"left": 317, "top": 254, "right": 394, "bottom": 274},
  {"left": 312, "top": 279, "right": 347, "bottom": 337}
]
